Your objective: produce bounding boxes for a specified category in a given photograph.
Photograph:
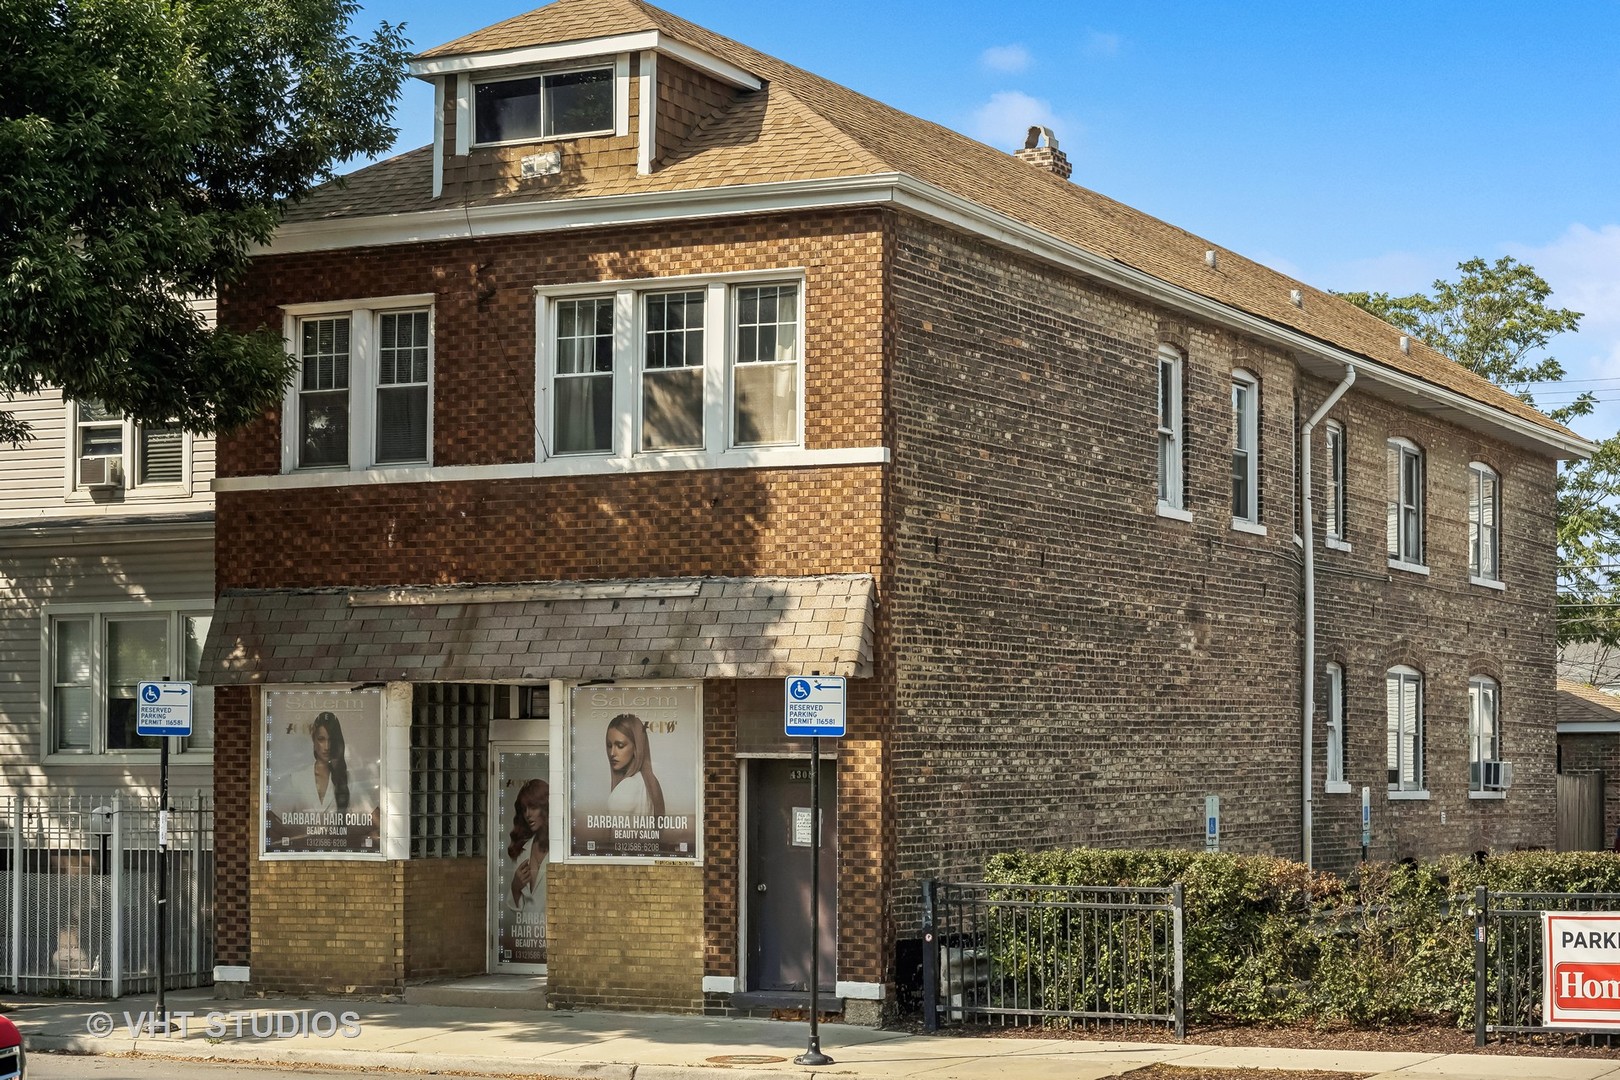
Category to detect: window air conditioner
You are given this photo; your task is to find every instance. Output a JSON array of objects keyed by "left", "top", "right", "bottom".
[
  {"left": 78, "top": 455, "right": 123, "bottom": 489},
  {"left": 1482, "top": 761, "right": 1514, "bottom": 791}
]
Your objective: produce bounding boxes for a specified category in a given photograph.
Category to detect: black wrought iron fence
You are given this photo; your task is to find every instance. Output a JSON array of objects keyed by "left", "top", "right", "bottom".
[
  {"left": 1474, "top": 886, "right": 1620, "bottom": 1045},
  {"left": 0, "top": 794, "right": 214, "bottom": 996},
  {"left": 922, "top": 879, "right": 1184, "bottom": 1037}
]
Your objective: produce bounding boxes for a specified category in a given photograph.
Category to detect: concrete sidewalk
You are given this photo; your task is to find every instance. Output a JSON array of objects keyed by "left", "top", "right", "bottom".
[{"left": 7, "top": 987, "right": 1620, "bottom": 1080}]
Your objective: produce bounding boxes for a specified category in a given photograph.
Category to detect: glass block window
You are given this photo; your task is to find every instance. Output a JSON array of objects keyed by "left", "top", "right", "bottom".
[{"left": 410, "top": 683, "right": 490, "bottom": 858}]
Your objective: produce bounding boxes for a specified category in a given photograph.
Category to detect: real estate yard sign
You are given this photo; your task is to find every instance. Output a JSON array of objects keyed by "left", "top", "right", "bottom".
[{"left": 1543, "top": 911, "right": 1620, "bottom": 1028}]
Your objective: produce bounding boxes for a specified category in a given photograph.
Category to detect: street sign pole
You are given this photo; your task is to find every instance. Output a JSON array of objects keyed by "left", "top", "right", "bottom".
[
  {"left": 137, "top": 678, "right": 192, "bottom": 1031},
  {"left": 795, "top": 733, "right": 830, "bottom": 1067},
  {"left": 784, "top": 674, "right": 843, "bottom": 1068},
  {"left": 158, "top": 729, "right": 169, "bottom": 1026}
]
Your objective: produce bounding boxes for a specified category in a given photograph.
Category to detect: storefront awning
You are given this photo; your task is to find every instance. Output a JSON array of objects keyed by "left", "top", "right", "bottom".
[{"left": 199, "top": 575, "right": 876, "bottom": 685}]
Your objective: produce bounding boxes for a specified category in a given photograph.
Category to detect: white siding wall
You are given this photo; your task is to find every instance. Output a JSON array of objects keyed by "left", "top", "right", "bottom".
[
  {"left": 0, "top": 533, "right": 215, "bottom": 796},
  {"left": 0, "top": 391, "right": 216, "bottom": 520}
]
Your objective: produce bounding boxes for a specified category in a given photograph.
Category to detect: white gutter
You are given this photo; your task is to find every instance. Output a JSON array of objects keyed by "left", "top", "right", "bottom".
[
  {"left": 264, "top": 172, "right": 1592, "bottom": 461},
  {"left": 1300, "top": 364, "right": 1356, "bottom": 869}
]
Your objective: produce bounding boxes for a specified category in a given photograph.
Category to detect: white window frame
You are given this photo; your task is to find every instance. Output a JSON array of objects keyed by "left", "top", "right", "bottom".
[
  {"left": 1325, "top": 662, "right": 1349, "bottom": 793},
  {"left": 1156, "top": 346, "right": 1187, "bottom": 518},
  {"left": 41, "top": 601, "right": 214, "bottom": 762},
  {"left": 1230, "top": 369, "right": 1262, "bottom": 532},
  {"left": 469, "top": 62, "right": 621, "bottom": 148},
  {"left": 1324, "top": 421, "right": 1349, "bottom": 551},
  {"left": 280, "top": 297, "right": 436, "bottom": 474},
  {"left": 1469, "top": 676, "right": 1505, "bottom": 798},
  {"left": 1386, "top": 437, "right": 1426, "bottom": 573},
  {"left": 535, "top": 270, "right": 806, "bottom": 469},
  {"left": 62, "top": 401, "right": 192, "bottom": 497},
  {"left": 1386, "top": 666, "right": 1425, "bottom": 797},
  {"left": 1469, "top": 461, "right": 1502, "bottom": 587}
]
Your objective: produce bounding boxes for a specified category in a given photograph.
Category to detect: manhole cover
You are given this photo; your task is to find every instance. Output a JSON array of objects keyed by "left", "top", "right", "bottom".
[{"left": 706, "top": 1054, "right": 789, "bottom": 1065}]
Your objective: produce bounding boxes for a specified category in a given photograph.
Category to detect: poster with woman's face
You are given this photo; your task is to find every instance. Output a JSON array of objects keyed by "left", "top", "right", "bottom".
[
  {"left": 569, "top": 683, "right": 700, "bottom": 860},
  {"left": 263, "top": 689, "right": 383, "bottom": 858},
  {"left": 497, "top": 751, "right": 550, "bottom": 966}
]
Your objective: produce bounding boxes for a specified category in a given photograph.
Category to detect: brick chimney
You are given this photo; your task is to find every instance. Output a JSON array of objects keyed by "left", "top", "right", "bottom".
[{"left": 1015, "top": 126, "right": 1072, "bottom": 180}]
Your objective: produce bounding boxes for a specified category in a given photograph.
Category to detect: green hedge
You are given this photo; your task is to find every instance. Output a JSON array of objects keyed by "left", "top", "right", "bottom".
[{"left": 981, "top": 848, "right": 1620, "bottom": 1026}]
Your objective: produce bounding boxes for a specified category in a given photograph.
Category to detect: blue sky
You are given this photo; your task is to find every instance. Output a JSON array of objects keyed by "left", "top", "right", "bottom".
[{"left": 357, "top": 0, "right": 1620, "bottom": 440}]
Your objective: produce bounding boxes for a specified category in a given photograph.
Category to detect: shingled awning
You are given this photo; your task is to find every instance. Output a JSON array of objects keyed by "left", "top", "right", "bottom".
[{"left": 199, "top": 575, "right": 875, "bottom": 685}]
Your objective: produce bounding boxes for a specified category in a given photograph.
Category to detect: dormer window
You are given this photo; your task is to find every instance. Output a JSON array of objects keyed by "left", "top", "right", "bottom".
[{"left": 473, "top": 67, "right": 613, "bottom": 145}]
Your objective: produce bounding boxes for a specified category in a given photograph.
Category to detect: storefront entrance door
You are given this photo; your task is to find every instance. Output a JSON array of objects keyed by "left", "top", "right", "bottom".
[
  {"left": 489, "top": 746, "right": 550, "bottom": 972},
  {"left": 746, "top": 759, "right": 836, "bottom": 992}
]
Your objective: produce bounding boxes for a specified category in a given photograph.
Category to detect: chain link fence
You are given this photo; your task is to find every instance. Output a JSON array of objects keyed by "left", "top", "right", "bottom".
[{"left": 0, "top": 793, "right": 213, "bottom": 996}]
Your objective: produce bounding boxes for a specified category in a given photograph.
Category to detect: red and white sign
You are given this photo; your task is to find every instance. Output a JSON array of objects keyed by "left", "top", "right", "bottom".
[{"left": 1543, "top": 911, "right": 1620, "bottom": 1027}]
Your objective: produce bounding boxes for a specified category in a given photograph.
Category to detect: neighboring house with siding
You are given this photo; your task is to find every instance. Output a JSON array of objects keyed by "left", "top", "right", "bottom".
[
  {"left": 199, "top": 0, "right": 1588, "bottom": 1020},
  {"left": 0, "top": 305, "right": 217, "bottom": 800}
]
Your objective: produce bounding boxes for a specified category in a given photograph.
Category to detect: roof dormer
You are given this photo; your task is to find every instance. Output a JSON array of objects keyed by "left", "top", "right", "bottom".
[{"left": 409, "top": 14, "right": 763, "bottom": 202}]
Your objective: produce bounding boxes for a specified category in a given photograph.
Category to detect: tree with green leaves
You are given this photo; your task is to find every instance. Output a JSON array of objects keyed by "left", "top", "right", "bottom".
[
  {"left": 0, "top": 0, "right": 410, "bottom": 446},
  {"left": 1340, "top": 256, "right": 1620, "bottom": 646}
]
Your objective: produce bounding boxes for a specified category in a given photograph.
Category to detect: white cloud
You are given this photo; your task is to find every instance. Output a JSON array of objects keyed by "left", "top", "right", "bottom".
[
  {"left": 1505, "top": 224, "right": 1620, "bottom": 438},
  {"left": 979, "top": 44, "right": 1033, "bottom": 74},
  {"left": 965, "top": 91, "right": 1068, "bottom": 149}
]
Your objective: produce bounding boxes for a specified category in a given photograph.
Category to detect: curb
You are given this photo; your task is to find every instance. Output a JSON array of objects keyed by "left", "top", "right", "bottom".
[{"left": 24, "top": 1034, "right": 856, "bottom": 1080}]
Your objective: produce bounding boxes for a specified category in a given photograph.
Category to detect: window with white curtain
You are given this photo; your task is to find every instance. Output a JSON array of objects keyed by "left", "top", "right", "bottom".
[
  {"left": 1157, "top": 347, "right": 1185, "bottom": 512},
  {"left": 1386, "top": 438, "right": 1424, "bottom": 568},
  {"left": 1326, "top": 662, "right": 1347, "bottom": 789},
  {"left": 1469, "top": 462, "right": 1501, "bottom": 583},
  {"left": 1231, "top": 370, "right": 1259, "bottom": 526}
]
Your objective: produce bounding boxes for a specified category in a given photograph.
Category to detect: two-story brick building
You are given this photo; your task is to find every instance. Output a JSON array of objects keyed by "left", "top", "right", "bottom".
[{"left": 199, "top": 0, "right": 1589, "bottom": 1020}]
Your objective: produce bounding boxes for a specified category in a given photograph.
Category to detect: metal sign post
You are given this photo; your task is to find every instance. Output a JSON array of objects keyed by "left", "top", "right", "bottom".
[
  {"left": 138, "top": 680, "right": 193, "bottom": 1028},
  {"left": 785, "top": 675, "right": 845, "bottom": 1068}
]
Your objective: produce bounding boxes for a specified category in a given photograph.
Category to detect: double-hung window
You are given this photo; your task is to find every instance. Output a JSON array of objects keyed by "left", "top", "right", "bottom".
[
  {"left": 1156, "top": 347, "right": 1185, "bottom": 514},
  {"left": 473, "top": 67, "right": 615, "bottom": 145},
  {"left": 1386, "top": 438, "right": 1424, "bottom": 569},
  {"left": 1386, "top": 666, "right": 1424, "bottom": 794},
  {"left": 1324, "top": 421, "right": 1347, "bottom": 547},
  {"left": 283, "top": 300, "right": 434, "bottom": 472},
  {"left": 541, "top": 274, "right": 804, "bottom": 464},
  {"left": 1325, "top": 662, "right": 1347, "bottom": 791},
  {"left": 1469, "top": 676, "right": 1502, "bottom": 794},
  {"left": 46, "top": 605, "right": 213, "bottom": 756},
  {"left": 67, "top": 401, "right": 187, "bottom": 493},
  {"left": 1230, "top": 370, "right": 1260, "bottom": 528},
  {"left": 1469, "top": 462, "right": 1501, "bottom": 584}
]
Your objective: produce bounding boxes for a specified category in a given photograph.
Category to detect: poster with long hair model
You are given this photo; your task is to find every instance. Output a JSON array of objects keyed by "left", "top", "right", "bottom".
[
  {"left": 263, "top": 689, "right": 382, "bottom": 857},
  {"left": 497, "top": 751, "right": 550, "bottom": 965},
  {"left": 569, "top": 683, "right": 700, "bottom": 859}
]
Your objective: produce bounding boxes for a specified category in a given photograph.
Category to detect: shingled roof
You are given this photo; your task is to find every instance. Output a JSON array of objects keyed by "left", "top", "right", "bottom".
[
  {"left": 200, "top": 575, "right": 877, "bottom": 685},
  {"left": 284, "top": 0, "right": 1579, "bottom": 449},
  {"left": 1558, "top": 678, "right": 1620, "bottom": 726}
]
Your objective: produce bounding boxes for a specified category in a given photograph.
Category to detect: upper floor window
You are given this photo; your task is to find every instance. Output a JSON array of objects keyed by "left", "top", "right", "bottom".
[
  {"left": 1469, "top": 462, "right": 1501, "bottom": 583},
  {"left": 1386, "top": 666, "right": 1424, "bottom": 793},
  {"left": 1325, "top": 662, "right": 1347, "bottom": 790},
  {"left": 1469, "top": 675, "right": 1503, "bottom": 794},
  {"left": 1156, "top": 347, "right": 1185, "bottom": 513},
  {"left": 473, "top": 67, "right": 613, "bottom": 145},
  {"left": 1230, "top": 370, "right": 1259, "bottom": 527},
  {"left": 283, "top": 300, "right": 434, "bottom": 472},
  {"left": 1386, "top": 438, "right": 1424, "bottom": 568},
  {"left": 68, "top": 401, "right": 187, "bottom": 494},
  {"left": 1324, "top": 421, "right": 1346, "bottom": 545},
  {"left": 540, "top": 274, "right": 804, "bottom": 463},
  {"left": 46, "top": 605, "right": 213, "bottom": 757}
]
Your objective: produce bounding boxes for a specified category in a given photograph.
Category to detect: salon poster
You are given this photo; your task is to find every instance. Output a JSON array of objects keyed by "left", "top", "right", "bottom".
[
  {"left": 263, "top": 689, "right": 383, "bottom": 857},
  {"left": 569, "top": 683, "right": 700, "bottom": 860},
  {"left": 497, "top": 751, "right": 551, "bottom": 966}
]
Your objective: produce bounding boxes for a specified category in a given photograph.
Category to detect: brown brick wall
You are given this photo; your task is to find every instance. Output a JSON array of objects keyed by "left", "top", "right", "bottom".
[
  {"left": 403, "top": 859, "right": 487, "bottom": 981},
  {"left": 213, "top": 685, "right": 253, "bottom": 965},
  {"left": 885, "top": 212, "right": 1560, "bottom": 929},
  {"left": 218, "top": 210, "right": 887, "bottom": 477},
  {"left": 548, "top": 862, "right": 704, "bottom": 1010}
]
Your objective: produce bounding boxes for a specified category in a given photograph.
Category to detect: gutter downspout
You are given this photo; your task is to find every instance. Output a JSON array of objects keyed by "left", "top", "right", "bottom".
[{"left": 1301, "top": 364, "right": 1356, "bottom": 869}]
